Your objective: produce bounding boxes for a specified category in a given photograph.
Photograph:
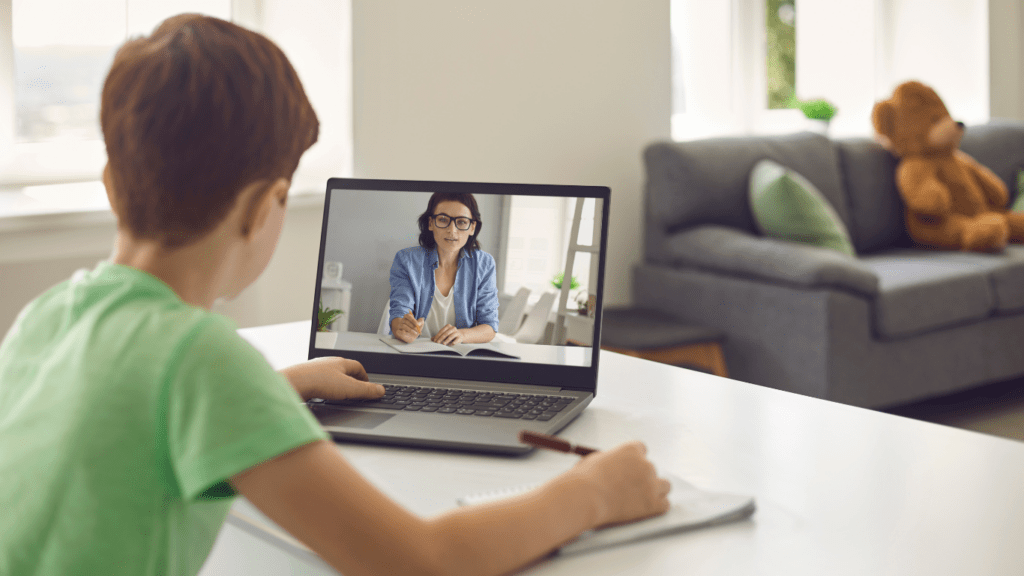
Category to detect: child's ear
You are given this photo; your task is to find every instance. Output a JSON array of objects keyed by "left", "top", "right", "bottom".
[
  {"left": 102, "top": 164, "right": 118, "bottom": 215},
  {"left": 241, "top": 178, "right": 290, "bottom": 239}
]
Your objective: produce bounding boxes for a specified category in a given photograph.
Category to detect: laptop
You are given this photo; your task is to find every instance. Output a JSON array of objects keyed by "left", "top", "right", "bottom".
[{"left": 305, "top": 178, "right": 610, "bottom": 455}]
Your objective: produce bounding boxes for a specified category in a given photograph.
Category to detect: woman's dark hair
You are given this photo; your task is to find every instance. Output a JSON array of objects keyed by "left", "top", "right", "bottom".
[{"left": 417, "top": 192, "right": 483, "bottom": 252}]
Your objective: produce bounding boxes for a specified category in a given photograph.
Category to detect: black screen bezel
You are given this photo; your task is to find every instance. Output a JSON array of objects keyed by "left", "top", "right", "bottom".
[{"left": 307, "top": 177, "right": 609, "bottom": 394}]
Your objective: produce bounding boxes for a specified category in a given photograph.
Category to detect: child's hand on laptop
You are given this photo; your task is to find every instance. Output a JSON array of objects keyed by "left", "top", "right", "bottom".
[{"left": 279, "top": 357, "right": 386, "bottom": 402}]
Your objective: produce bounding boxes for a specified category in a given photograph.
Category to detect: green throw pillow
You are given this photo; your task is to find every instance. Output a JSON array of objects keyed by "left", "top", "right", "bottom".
[
  {"left": 1012, "top": 169, "right": 1024, "bottom": 213},
  {"left": 748, "top": 159, "right": 856, "bottom": 256}
]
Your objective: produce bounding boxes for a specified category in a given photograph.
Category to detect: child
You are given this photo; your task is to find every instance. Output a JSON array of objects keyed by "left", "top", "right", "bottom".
[{"left": 0, "top": 14, "right": 670, "bottom": 576}]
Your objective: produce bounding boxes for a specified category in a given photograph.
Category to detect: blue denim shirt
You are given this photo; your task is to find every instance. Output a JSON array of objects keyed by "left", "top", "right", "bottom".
[{"left": 388, "top": 246, "right": 499, "bottom": 334}]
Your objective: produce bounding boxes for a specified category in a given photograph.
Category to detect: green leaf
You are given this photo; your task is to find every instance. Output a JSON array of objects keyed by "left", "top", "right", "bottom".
[
  {"left": 792, "top": 98, "right": 837, "bottom": 121},
  {"left": 317, "top": 301, "right": 344, "bottom": 331},
  {"left": 551, "top": 272, "right": 581, "bottom": 290}
]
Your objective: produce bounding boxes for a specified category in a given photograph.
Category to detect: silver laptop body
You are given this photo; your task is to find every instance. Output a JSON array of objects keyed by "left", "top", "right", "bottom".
[{"left": 306, "top": 178, "right": 610, "bottom": 455}]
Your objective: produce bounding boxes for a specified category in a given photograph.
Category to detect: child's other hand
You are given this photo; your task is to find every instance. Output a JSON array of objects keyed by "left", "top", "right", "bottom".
[
  {"left": 569, "top": 441, "right": 671, "bottom": 528},
  {"left": 279, "top": 357, "right": 385, "bottom": 402}
]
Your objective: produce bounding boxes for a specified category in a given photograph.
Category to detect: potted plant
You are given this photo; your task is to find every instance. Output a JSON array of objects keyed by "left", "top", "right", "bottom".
[
  {"left": 789, "top": 95, "right": 838, "bottom": 134},
  {"left": 550, "top": 271, "right": 581, "bottom": 292},
  {"left": 551, "top": 272, "right": 584, "bottom": 310},
  {"left": 316, "top": 302, "right": 343, "bottom": 348}
]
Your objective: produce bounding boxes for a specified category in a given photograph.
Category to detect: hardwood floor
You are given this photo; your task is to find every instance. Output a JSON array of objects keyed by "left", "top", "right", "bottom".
[{"left": 881, "top": 376, "right": 1024, "bottom": 443}]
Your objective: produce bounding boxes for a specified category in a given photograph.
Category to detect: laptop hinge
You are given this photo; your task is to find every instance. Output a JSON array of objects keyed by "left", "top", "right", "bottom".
[{"left": 368, "top": 373, "right": 569, "bottom": 394}]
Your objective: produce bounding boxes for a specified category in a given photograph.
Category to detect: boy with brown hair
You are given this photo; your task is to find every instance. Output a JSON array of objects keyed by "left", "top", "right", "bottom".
[{"left": 0, "top": 14, "right": 669, "bottom": 576}]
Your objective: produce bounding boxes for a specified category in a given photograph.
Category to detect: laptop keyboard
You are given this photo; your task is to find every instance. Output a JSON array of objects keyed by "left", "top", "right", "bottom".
[{"left": 313, "top": 384, "right": 575, "bottom": 421}]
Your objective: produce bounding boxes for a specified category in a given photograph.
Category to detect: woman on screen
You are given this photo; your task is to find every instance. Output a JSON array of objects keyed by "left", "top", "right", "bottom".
[{"left": 389, "top": 192, "right": 499, "bottom": 345}]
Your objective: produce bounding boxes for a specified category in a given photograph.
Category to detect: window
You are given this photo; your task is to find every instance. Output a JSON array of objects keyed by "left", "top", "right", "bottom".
[
  {"left": 765, "top": 0, "right": 796, "bottom": 109},
  {"left": 13, "top": 1, "right": 232, "bottom": 145},
  {"left": 0, "top": 0, "right": 352, "bottom": 213},
  {"left": 501, "top": 197, "right": 597, "bottom": 311},
  {"left": 1, "top": 0, "right": 232, "bottom": 187},
  {"left": 670, "top": 0, "right": 990, "bottom": 141}
]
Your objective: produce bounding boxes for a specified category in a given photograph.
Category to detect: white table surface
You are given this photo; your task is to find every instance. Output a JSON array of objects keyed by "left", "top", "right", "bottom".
[{"left": 205, "top": 320, "right": 1024, "bottom": 576}]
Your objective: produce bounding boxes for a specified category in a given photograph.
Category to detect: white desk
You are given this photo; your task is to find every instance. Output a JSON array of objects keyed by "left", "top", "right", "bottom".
[
  {"left": 324, "top": 331, "right": 592, "bottom": 367},
  {"left": 201, "top": 321, "right": 1024, "bottom": 576}
]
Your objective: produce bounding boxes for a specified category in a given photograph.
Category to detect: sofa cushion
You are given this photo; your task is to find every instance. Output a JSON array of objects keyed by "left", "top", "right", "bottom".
[
  {"left": 644, "top": 132, "right": 850, "bottom": 236},
  {"left": 663, "top": 225, "right": 879, "bottom": 296},
  {"left": 990, "top": 247, "right": 1024, "bottom": 312},
  {"left": 959, "top": 120, "right": 1024, "bottom": 198},
  {"left": 930, "top": 247, "right": 1024, "bottom": 313},
  {"left": 749, "top": 159, "right": 856, "bottom": 255},
  {"left": 833, "top": 138, "right": 911, "bottom": 254},
  {"left": 860, "top": 250, "right": 999, "bottom": 339}
]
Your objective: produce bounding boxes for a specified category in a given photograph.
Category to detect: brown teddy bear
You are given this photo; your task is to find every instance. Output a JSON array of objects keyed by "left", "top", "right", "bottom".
[{"left": 871, "top": 80, "right": 1024, "bottom": 251}]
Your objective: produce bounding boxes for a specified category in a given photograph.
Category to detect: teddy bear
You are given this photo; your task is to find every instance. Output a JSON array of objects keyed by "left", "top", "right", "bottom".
[{"left": 871, "top": 80, "right": 1024, "bottom": 251}]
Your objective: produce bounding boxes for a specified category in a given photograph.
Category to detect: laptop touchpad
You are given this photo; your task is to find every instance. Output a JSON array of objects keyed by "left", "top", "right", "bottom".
[{"left": 312, "top": 406, "right": 394, "bottom": 429}]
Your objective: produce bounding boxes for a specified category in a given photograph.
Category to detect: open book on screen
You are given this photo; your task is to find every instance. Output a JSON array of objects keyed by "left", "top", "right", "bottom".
[
  {"left": 458, "top": 475, "right": 755, "bottom": 555},
  {"left": 380, "top": 337, "right": 521, "bottom": 359}
]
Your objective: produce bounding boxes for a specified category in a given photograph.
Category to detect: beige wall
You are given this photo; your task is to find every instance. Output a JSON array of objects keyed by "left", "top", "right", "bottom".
[
  {"left": 990, "top": 0, "right": 1024, "bottom": 120},
  {"left": 351, "top": 0, "right": 673, "bottom": 306}
]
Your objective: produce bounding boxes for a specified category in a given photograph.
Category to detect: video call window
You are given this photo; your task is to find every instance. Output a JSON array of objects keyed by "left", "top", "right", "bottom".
[{"left": 315, "top": 188, "right": 603, "bottom": 366}]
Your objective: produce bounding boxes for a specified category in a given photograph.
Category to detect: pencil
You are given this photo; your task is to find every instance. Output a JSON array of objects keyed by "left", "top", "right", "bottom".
[{"left": 518, "top": 430, "right": 597, "bottom": 456}]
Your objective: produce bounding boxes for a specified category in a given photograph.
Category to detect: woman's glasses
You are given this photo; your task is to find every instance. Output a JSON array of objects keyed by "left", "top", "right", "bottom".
[{"left": 431, "top": 213, "right": 476, "bottom": 230}]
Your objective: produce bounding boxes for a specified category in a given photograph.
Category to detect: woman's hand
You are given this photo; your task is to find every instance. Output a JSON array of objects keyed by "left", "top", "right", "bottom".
[
  {"left": 391, "top": 312, "right": 424, "bottom": 343},
  {"left": 431, "top": 324, "right": 465, "bottom": 346},
  {"left": 568, "top": 441, "right": 671, "bottom": 528},
  {"left": 279, "top": 357, "right": 385, "bottom": 402}
]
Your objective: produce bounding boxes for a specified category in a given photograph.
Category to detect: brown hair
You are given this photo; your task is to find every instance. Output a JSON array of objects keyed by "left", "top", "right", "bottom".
[
  {"left": 417, "top": 192, "right": 483, "bottom": 252},
  {"left": 101, "top": 14, "right": 319, "bottom": 248}
]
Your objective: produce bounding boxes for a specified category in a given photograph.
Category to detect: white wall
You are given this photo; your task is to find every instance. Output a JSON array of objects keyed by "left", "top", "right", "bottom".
[
  {"left": 886, "top": 0, "right": 990, "bottom": 124},
  {"left": 351, "top": 0, "right": 673, "bottom": 307}
]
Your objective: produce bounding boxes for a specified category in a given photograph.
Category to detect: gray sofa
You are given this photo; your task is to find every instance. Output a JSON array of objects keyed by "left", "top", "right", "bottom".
[{"left": 636, "top": 121, "right": 1024, "bottom": 408}]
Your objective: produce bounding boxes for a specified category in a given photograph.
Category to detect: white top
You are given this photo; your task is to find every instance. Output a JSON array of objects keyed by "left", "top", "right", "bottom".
[{"left": 423, "top": 284, "right": 456, "bottom": 338}]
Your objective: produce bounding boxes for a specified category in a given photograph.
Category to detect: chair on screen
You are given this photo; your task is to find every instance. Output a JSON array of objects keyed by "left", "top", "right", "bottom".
[
  {"left": 512, "top": 292, "right": 556, "bottom": 345},
  {"left": 498, "top": 287, "right": 531, "bottom": 336},
  {"left": 377, "top": 301, "right": 391, "bottom": 336}
]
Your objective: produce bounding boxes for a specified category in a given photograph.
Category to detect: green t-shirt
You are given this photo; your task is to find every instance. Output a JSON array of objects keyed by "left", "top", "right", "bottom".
[{"left": 0, "top": 261, "right": 328, "bottom": 575}]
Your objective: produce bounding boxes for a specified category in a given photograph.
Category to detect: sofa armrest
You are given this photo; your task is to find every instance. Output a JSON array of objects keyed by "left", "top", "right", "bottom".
[{"left": 661, "top": 225, "right": 880, "bottom": 296}]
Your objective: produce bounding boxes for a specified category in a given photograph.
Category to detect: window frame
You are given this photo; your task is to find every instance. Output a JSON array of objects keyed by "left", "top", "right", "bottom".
[{"left": 671, "top": 0, "right": 804, "bottom": 141}]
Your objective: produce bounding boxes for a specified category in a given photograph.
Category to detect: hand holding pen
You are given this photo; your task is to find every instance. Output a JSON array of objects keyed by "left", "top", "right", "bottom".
[
  {"left": 520, "top": 430, "right": 672, "bottom": 526},
  {"left": 519, "top": 430, "right": 597, "bottom": 455},
  {"left": 391, "top": 310, "right": 424, "bottom": 343}
]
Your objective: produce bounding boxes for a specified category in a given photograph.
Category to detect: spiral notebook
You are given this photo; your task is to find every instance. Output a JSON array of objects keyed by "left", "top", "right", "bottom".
[{"left": 457, "top": 475, "right": 755, "bottom": 555}]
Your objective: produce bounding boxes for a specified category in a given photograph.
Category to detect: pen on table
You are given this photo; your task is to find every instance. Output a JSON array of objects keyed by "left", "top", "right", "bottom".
[{"left": 518, "top": 430, "right": 597, "bottom": 456}]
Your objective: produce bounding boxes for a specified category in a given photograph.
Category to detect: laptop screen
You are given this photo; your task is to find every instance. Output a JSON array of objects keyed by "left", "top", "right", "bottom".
[{"left": 308, "top": 178, "right": 609, "bottom": 393}]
